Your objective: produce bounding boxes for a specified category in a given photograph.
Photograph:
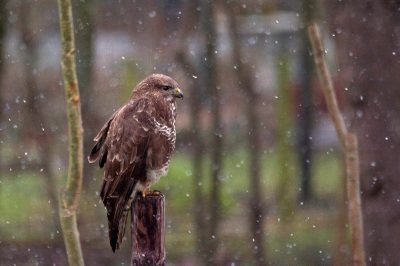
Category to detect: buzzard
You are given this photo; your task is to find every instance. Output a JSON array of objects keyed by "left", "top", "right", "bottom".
[{"left": 88, "top": 74, "right": 183, "bottom": 252}]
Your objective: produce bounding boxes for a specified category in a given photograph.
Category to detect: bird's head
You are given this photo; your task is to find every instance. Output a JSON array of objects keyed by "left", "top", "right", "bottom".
[{"left": 134, "top": 74, "right": 183, "bottom": 100}]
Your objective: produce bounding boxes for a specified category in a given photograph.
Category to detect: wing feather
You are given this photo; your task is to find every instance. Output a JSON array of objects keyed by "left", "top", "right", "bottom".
[
  {"left": 88, "top": 109, "right": 120, "bottom": 164},
  {"left": 89, "top": 98, "right": 155, "bottom": 252}
]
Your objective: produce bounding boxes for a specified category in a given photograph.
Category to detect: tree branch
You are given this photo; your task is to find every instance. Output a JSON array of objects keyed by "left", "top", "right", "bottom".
[
  {"left": 345, "top": 133, "right": 365, "bottom": 266},
  {"left": 308, "top": 23, "right": 347, "bottom": 147},
  {"left": 57, "top": 0, "right": 84, "bottom": 265},
  {"left": 308, "top": 23, "right": 365, "bottom": 266}
]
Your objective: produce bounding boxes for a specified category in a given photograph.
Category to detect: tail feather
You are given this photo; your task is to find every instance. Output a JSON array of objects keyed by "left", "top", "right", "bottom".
[
  {"left": 109, "top": 204, "right": 129, "bottom": 252},
  {"left": 100, "top": 146, "right": 147, "bottom": 252},
  {"left": 105, "top": 184, "right": 139, "bottom": 252}
]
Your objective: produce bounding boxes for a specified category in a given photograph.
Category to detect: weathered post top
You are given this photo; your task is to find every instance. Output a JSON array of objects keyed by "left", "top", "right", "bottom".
[{"left": 131, "top": 191, "right": 165, "bottom": 266}]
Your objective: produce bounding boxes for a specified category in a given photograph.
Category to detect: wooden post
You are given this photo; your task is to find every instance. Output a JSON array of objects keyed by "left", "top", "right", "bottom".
[{"left": 131, "top": 192, "right": 165, "bottom": 266}]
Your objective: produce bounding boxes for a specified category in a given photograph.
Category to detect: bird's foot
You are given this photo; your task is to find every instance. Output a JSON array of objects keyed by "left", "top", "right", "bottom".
[
  {"left": 141, "top": 189, "right": 161, "bottom": 197},
  {"left": 141, "top": 189, "right": 151, "bottom": 198},
  {"left": 152, "top": 190, "right": 161, "bottom": 195}
]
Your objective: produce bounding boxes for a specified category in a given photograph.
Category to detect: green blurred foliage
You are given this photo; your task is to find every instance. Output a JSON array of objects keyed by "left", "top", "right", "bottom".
[{"left": 0, "top": 149, "right": 345, "bottom": 264}]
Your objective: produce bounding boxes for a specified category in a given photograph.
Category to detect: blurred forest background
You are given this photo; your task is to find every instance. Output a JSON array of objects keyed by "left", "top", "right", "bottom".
[{"left": 1, "top": 0, "right": 400, "bottom": 265}]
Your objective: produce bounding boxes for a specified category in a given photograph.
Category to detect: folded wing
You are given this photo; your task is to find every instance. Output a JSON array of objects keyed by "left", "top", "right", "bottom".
[{"left": 88, "top": 99, "right": 154, "bottom": 252}]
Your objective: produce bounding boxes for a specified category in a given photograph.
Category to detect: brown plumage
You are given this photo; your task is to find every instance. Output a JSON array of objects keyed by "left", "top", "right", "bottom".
[{"left": 88, "top": 74, "right": 183, "bottom": 252}]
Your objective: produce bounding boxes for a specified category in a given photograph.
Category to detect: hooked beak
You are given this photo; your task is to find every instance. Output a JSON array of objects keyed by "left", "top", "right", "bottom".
[{"left": 174, "top": 88, "right": 184, "bottom": 99}]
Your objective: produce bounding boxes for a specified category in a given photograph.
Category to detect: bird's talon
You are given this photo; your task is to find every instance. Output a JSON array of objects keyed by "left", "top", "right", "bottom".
[{"left": 141, "top": 189, "right": 151, "bottom": 197}]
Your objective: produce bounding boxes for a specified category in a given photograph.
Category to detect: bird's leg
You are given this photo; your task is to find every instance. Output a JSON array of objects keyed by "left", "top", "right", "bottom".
[
  {"left": 141, "top": 188, "right": 151, "bottom": 197},
  {"left": 142, "top": 189, "right": 151, "bottom": 198},
  {"left": 141, "top": 187, "right": 161, "bottom": 197}
]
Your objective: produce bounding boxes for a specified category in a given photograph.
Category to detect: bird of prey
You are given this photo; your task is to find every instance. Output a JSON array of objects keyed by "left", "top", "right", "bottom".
[{"left": 88, "top": 74, "right": 183, "bottom": 252}]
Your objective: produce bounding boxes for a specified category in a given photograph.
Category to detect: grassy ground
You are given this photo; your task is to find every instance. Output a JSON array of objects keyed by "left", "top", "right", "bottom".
[{"left": 0, "top": 149, "right": 348, "bottom": 265}]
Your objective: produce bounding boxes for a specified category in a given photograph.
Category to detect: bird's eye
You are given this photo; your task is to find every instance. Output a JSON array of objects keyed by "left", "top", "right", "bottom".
[{"left": 162, "top": 86, "right": 170, "bottom": 91}]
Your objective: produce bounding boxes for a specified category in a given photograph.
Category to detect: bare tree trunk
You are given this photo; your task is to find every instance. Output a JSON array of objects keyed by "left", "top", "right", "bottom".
[
  {"left": 189, "top": 74, "right": 207, "bottom": 264},
  {"left": 20, "top": 1, "right": 60, "bottom": 232},
  {"left": 202, "top": 1, "right": 222, "bottom": 264},
  {"left": 176, "top": 2, "right": 209, "bottom": 263},
  {"left": 0, "top": 1, "right": 6, "bottom": 227},
  {"left": 58, "top": 0, "right": 84, "bottom": 265},
  {"left": 0, "top": 0, "right": 5, "bottom": 80},
  {"left": 223, "top": 3, "right": 267, "bottom": 264},
  {"left": 326, "top": 2, "right": 400, "bottom": 264},
  {"left": 308, "top": 23, "right": 365, "bottom": 266},
  {"left": 344, "top": 133, "right": 365, "bottom": 266},
  {"left": 176, "top": 48, "right": 207, "bottom": 263},
  {"left": 0, "top": 0, "right": 7, "bottom": 179},
  {"left": 275, "top": 52, "right": 295, "bottom": 221},
  {"left": 298, "top": 0, "right": 316, "bottom": 203}
]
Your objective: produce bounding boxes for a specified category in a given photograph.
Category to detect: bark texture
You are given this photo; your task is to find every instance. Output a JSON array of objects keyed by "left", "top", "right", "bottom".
[
  {"left": 308, "top": 22, "right": 365, "bottom": 266},
  {"left": 223, "top": 3, "right": 267, "bottom": 264},
  {"left": 203, "top": 1, "right": 222, "bottom": 265},
  {"left": 327, "top": 2, "right": 400, "bottom": 263},
  {"left": 58, "top": 0, "right": 84, "bottom": 265}
]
